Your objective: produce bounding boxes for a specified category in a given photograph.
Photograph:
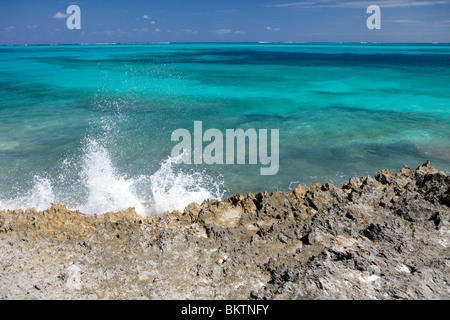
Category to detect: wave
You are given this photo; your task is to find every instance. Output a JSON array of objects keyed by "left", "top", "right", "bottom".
[
  {"left": 0, "top": 176, "right": 55, "bottom": 212},
  {"left": 0, "top": 139, "right": 224, "bottom": 216}
]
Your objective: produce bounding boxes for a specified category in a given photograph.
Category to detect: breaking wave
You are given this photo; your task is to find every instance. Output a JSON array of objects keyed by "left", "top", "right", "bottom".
[{"left": 0, "top": 139, "right": 224, "bottom": 216}]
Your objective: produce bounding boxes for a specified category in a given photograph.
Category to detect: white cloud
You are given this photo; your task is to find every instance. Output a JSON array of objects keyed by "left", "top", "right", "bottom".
[
  {"left": 266, "top": 26, "right": 281, "bottom": 31},
  {"left": 181, "top": 29, "right": 199, "bottom": 34},
  {"left": 52, "top": 12, "right": 70, "bottom": 19},
  {"left": 388, "top": 19, "right": 420, "bottom": 23},
  {"left": 1, "top": 26, "right": 15, "bottom": 36},
  {"left": 214, "top": 29, "right": 247, "bottom": 35},
  {"left": 216, "top": 28, "right": 232, "bottom": 35},
  {"left": 140, "top": 16, "right": 155, "bottom": 24},
  {"left": 27, "top": 25, "right": 38, "bottom": 30},
  {"left": 266, "top": 0, "right": 450, "bottom": 9},
  {"left": 154, "top": 28, "right": 161, "bottom": 33}
]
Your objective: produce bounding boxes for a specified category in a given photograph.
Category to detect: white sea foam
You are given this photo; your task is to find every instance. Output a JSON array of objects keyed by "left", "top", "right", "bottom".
[
  {"left": 0, "top": 139, "right": 224, "bottom": 216},
  {"left": 149, "top": 153, "right": 224, "bottom": 214},
  {"left": 0, "top": 176, "right": 55, "bottom": 212},
  {"left": 76, "top": 139, "right": 147, "bottom": 215}
]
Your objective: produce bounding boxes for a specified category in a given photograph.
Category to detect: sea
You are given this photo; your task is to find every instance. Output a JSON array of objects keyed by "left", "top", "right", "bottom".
[{"left": 0, "top": 43, "right": 449, "bottom": 215}]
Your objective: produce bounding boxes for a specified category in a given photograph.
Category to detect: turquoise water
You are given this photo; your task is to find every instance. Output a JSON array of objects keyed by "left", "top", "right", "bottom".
[{"left": 0, "top": 43, "right": 449, "bottom": 215}]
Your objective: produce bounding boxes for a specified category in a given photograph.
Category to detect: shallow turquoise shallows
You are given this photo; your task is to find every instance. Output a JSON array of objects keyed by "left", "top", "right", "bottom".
[{"left": 0, "top": 43, "right": 449, "bottom": 215}]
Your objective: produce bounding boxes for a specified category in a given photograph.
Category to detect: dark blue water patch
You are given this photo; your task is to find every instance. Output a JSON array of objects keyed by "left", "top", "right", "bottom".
[
  {"left": 325, "top": 104, "right": 450, "bottom": 123},
  {"left": 19, "top": 47, "right": 450, "bottom": 71},
  {"left": 22, "top": 56, "right": 109, "bottom": 70},
  {"left": 24, "top": 54, "right": 182, "bottom": 69},
  {"left": 149, "top": 49, "right": 450, "bottom": 68},
  {"left": 317, "top": 86, "right": 450, "bottom": 99},
  {"left": 0, "top": 79, "right": 94, "bottom": 102}
]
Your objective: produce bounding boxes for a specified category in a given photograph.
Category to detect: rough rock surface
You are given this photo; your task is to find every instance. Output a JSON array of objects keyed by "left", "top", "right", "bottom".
[{"left": 0, "top": 161, "right": 449, "bottom": 300}]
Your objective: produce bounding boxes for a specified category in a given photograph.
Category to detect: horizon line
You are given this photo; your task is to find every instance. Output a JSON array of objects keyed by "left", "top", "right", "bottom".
[{"left": 1, "top": 41, "right": 449, "bottom": 47}]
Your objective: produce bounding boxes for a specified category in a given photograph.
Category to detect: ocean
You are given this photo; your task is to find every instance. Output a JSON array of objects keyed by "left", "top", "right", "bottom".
[{"left": 0, "top": 43, "right": 449, "bottom": 215}]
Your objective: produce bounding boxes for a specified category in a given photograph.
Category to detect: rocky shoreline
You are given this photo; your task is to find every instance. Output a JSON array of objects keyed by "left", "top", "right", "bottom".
[{"left": 0, "top": 161, "right": 449, "bottom": 299}]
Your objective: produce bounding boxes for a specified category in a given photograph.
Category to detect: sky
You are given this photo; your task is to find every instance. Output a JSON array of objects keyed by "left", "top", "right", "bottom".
[{"left": 0, "top": 0, "right": 449, "bottom": 45}]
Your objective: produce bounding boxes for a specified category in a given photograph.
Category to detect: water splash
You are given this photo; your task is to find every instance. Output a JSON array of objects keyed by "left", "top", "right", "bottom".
[
  {"left": 0, "top": 176, "right": 55, "bottom": 212},
  {"left": 149, "top": 153, "right": 224, "bottom": 214},
  {"left": 0, "top": 139, "right": 224, "bottom": 216},
  {"left": 77, "top": 139, "right": 147, "bottom": 215}
]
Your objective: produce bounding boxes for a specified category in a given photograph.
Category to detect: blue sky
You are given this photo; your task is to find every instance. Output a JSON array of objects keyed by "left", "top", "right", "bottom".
[{"left": 0, "top": 0, "right": 449, "bottom": 44}]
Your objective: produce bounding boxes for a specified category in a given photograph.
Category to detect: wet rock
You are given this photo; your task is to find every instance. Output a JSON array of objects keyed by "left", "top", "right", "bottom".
[{"left": 0, "top": 161, "right": 449, "bottom": 299}]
